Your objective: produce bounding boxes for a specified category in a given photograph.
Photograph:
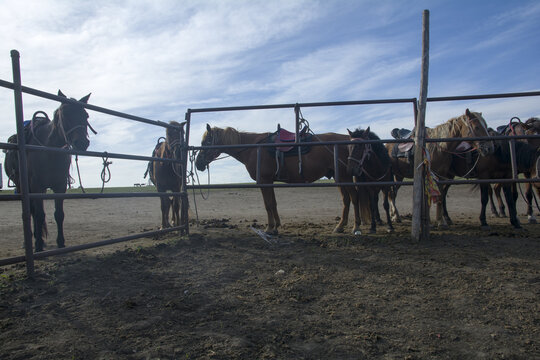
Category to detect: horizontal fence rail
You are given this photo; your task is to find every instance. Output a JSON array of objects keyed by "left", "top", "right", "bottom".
[{"left": 0, "top": 51, "right": 189, "bottom": 274}]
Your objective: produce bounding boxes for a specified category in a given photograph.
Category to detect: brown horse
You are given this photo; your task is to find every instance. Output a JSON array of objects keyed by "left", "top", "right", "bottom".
[
  {"left": 148, "top": 121, "right": 186, "bottom": 230},
  {"left": 447, "top": 138, "right": 540, "bottom": 229},
  {"left": 347, "top": 127, "right": 395, "bottom": 234},
  {"left": 489, "top": 117, "right": 540, "bottom": 222},
  {"left": 194, "top": 124, "right": 371, "bottom": 234},
  {"left": 386, "top": 109, "right": 494, "bottom": 227},
  {"left": 3, "top": 90, "right": 93, "bottom": 252}
]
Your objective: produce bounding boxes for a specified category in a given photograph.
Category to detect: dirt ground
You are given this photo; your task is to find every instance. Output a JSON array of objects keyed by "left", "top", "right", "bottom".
[{"left": 0, "top": 184, "right": 539, "bottom": 359}]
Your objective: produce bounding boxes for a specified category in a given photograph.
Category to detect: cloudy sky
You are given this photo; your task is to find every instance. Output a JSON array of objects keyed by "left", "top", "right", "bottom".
[{"left": 1, "top": 0, "right": 539, "bottom": 187}]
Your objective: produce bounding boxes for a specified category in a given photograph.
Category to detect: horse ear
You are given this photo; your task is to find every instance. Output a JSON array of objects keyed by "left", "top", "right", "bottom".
[
  {"left": 206, "top": 124, "right": 211, "bottom": 132},
  {"left": 58, "top": 90, "right": 67, "bottom": 98},
  {"left": 347, "top": 128, "right": 353, "bottom": 137},
  {"left": 79, "top": 93, "right": 91, "bottom": 104},
  {"left": 365, "top": 126, "right": 370, "bottom": 134},
  {"left": 465, "top": 108, "right": 471, "bottom": 117}
]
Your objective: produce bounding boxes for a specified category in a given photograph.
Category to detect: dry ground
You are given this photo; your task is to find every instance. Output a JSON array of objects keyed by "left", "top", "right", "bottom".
[{"left": 0, "top": 185, "right": 539, "bottom": 359}]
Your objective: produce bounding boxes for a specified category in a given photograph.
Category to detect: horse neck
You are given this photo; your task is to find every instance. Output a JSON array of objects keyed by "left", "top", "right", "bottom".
[{"left": 32, "top": 119, "right": 65, "bottom": 147}]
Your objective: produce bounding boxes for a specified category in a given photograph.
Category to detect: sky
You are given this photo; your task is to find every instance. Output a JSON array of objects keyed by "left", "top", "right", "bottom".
[{"left": 0, "top": 0, "right": 539, "bottom": 187}]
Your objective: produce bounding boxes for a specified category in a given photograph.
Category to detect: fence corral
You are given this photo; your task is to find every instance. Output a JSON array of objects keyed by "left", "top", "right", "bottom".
[
  {"left": 2, "top": 32, "right": 540, "bottom": 276},
  {"left": 0, "top": 50, "right": 189, "bottom": 276}
]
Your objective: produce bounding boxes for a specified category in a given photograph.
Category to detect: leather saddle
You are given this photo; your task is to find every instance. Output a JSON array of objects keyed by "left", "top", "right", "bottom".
[
  {"left": 390, "top": 128, "right": 414, "bottom": 161},
  {"left": 269, "top": 124, "right": 311, "bottom": 155}
]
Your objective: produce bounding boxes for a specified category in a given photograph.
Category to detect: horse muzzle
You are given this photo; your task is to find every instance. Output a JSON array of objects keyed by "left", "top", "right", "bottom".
[
  {"left": 477, "top": 140, "right": 495, "bottom": 156},
  {"left": 72, "top": 137, "right": 90, "bottom": 151}
]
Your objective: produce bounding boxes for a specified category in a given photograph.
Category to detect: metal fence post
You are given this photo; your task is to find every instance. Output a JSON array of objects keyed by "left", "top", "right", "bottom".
[{"left": 10, "top": 50, "right": 35, "bottom": 276}]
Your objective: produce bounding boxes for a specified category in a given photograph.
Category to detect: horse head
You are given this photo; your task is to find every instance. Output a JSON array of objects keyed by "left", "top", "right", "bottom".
[
  {"left": 166, "top": 120, "right": 186, "bottom": 160},
  {"left": 463, "top": 109, "right": 494, "bottom": 156},
  {"left": 195, "top": 124, "right": 222, "bottom": 171},
  {"left": 346, "top": 127, "right": 373, "bottom": 177},
  {"left": 55, "top": 90, "right": 95, "bottom": 151}
]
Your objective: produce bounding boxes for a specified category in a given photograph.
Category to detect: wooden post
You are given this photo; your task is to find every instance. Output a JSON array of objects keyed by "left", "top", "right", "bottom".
[{"left": 412, "top": 10, "right": 430, "bottom": 241}]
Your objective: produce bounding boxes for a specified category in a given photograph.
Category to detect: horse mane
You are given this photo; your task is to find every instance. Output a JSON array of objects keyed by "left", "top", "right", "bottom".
[
  {"left": 204, "top": 126, "right": 242, "bottom": 145},
  {"left": 426, "top": 111, "right": 485, "bottom": 151},
  {"left": 350, "top": 128, "right": 391, "bottom": 164}
]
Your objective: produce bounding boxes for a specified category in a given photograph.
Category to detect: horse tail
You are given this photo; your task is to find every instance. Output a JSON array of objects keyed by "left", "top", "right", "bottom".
[{"left": 357, "top": 186, "right": 372, "bottom": 225}]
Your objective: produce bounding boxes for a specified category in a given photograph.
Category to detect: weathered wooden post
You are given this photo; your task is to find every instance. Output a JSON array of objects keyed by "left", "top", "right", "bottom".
[{"left": 412, "top": 10, "right": 430, "bottom": 241}]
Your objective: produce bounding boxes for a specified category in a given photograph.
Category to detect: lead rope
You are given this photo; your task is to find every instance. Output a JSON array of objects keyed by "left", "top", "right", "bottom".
[{"left": 100, "top": 154, "right": 112, "bottom": 193}]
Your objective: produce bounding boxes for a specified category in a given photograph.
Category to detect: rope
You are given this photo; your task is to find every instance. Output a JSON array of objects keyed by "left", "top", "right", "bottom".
[
  {"left": 100, "top": 153, "right": 112, "bottom": 193},
  {"left": 75, "top": 155, "right": 86, "bottom": 193}
]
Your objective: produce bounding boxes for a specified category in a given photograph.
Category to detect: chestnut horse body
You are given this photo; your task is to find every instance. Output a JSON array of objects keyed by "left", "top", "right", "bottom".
[
  {"left": 148, "top": 121, "right": 186, "bottom": 230},
  {"left": 386, "top": 109, "right": 494, "bottom": 227},
  {"left": 195, "top": 125, "right": 370, "bottom": 234}
]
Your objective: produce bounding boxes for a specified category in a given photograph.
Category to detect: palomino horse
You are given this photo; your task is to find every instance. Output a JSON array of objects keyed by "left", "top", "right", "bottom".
[
  {"left": 148, "top": 121, "right": 187, "bottom": 230},
  {"left": 386, "top": 109, "right": 494, "bottom": 227},
  {"left": 489, "top": 117, "right": 540, "bottom": 222},
  {"left": 195, "top": 124, "right": 371, "bottom": 234},
  {"left": 3, "top": 91, "right": 94, "bottom": 252},
  {"left": 447, "top": 138, "right": 540, "bottom": 229},
  {"left": 347, "top": 127, "right": 395, "bottom": 234}
]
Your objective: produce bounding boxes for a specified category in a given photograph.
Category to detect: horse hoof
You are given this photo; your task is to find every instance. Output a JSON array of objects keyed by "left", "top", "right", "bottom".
[
  {"left": 57, "top": 243, "right": 65, "bottom": 249},
  {"left": 386, "top": 228, "right": 394, "bottom": 233},
  {"left": 354, "top": 230, "right": 362, "bottom": 236},
  {"left": 265, "top": 229, "right": 278, "bottom": 235},
  {"left": 528, "top": 216, "right": 537, "bottom": 224},
  {"left": 333, "top": 227, "right": 344, "bottom": 234},
  {"left": 481, "top": 225, "right": 491, "bottom": 231},
  {"left": 369, "top": 229, "right": 376, "bottom": 234}
]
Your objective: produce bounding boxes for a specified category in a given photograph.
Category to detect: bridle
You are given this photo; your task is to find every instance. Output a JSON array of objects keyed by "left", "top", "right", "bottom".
[
  {"left": 347, "top": 139, "right": 390, "bottom": 181},
  {"left": 56, "top": 102, "right": 97, "bottom": 149}
]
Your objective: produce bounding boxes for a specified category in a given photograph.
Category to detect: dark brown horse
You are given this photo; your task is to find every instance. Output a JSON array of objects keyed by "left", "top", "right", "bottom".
[
  {"left": 447, "top": 138, "right": 540, "bottom": 229},
  {"left": 489, "top": 117, "right": 540, "bottom": 222},
  {"left": 347, "top": 127, "right": 395, "bottom": 234},
  {"left": 386, "top": 109, "right": 494, "bottom": 227},
  {"left": 194, "top": 124, "right": 370, "bottom": 235},
  {"left": 148, "top": 121, "right": 186, "bottom": 230},
  {"left": 3, "top": 91, "right": 93, "bottom": 252}
]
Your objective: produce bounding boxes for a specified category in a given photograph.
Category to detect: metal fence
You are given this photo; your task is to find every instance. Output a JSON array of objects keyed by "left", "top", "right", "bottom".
[{"left": 0, "top": 50, "right": 188, "bottom": 275}]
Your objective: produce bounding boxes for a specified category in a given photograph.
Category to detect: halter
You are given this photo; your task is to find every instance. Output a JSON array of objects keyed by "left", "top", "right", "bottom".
[
  {"left": 347, "top": 139, "right": 390, "bottom": 181},
  {"left": 56, "top": 102, "right": 96, "bottom": 149}
]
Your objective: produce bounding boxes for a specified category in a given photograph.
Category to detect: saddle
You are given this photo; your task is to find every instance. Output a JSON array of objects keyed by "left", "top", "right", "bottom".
[
  {"left": 268, "top": 124, "right": 312, "bottom": 181},
  {"left": 269, "top": 124, "right": 311, "bottom": 154},
  {"left": 5, "top": 116, "right": 50, "bottom": 147},
  {"left": 390, "top": 127, "right": 414, "bottom": 162}
]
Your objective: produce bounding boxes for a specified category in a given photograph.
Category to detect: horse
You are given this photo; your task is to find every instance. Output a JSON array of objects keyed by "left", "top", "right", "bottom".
[
  {"left": 347, "top": 127, "right": 395, "bottom": 234},
  {"left": 194, "top": 124, "right": 371, "bottom": 235},
  {"left": 446, "top": 138, "right": 540, "bottom": 229},
  {"left": 386, "top": 109, "right": 494, "bottom": 227},
  {"left": 3, "top": 90, "right": 93, "bottom": 252},
  {"left": 489, "top": 117, "right": 540, "bottom": 222},
  {"left": 147, "top": 121, "right": 187, "bottom": 230}
]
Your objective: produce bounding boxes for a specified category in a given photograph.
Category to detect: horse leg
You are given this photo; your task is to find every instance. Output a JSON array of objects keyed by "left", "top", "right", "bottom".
[
  {"left": 373, "top": 192, "right": 382, "bottom": 225},
  {"left": 31, "top": 198, "right": 46, "bottom": 252},
  {"left": 479, "top": 184, "right": 491, "bottom": 230},
  {"left": 488, "top": 185, "right": 500, "bottom": 217},
  {"left": 54, "top": 198, "right": 66, "bottom": 248},
  {"left": 389, "top": 183, "right": 401, "bottom": 223},
  {"left": 440, "top": 184, "right": 453, "bottom": 226},
  {"left": 525, "top": 183, "right": 537, "bottom": 224},
  {"left": 172, "top": 196, "right": 180, "bottom": 227},
  {"left": 368, "top": 190, "right": 377, "bottom": 234},
  {"left": 160, "top": 196, "right": 172, "bottom": 229},
  {"left": 494, "top": 183, "right": 506, "bottom": 217},
  {"left": 270, "top": 188, "right": 281, "bottom": 231},
  {"left": 334, "top": 187, "right": 350, "bottom": 233},
  {"left": 260, "top": 187, "right": 278, "bottom": 234},
  {"left": 502, "top": 184, "right": 521, "bottom": 229},
  {"left": 382, "top": 187, "right": 394, "bottom": 233}
]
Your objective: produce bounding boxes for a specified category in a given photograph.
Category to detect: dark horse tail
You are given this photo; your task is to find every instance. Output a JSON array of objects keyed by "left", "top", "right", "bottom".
[{"left": 357, "top": 186, "right": 372, "bottom": 225}]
